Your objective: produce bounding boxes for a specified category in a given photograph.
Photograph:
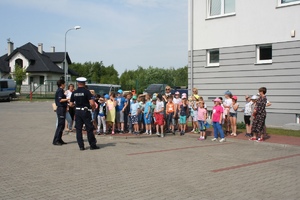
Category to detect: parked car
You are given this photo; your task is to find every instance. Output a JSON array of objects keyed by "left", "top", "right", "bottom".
[
  {"left": 144, "top": 84, "right": 169, "bottom": 95},
  {"left": 171, "top": 88, "right": 188, "bottom": 96},
  {"left": 86, "top": 84, "right": 121, "bottom": 96},
  {"left": 0, "top": 79, "right": 17, "bottom": 102}
]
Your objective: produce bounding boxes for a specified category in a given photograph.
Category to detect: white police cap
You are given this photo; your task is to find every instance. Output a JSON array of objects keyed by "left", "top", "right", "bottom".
[{"left": 76, "top": 77, "right": 87, "bottom": 82}]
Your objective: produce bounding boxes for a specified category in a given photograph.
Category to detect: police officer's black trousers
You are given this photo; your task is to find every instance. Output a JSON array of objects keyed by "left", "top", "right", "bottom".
[
  {"left": 53, "top": 107, "right": 66, "bottom": 144},
  {"left": 75, "top": 110, "right": 97, "bottom": 148}
]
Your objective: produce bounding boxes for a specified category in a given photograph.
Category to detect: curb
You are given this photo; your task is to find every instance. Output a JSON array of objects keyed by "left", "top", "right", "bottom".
[
  {"left": 185, "top": 133, "right": 300, "bottom": 149},
  {"left": 66, "top": 131, "right": 179, "bottom": 140},
  {"left": 65, "top": 131, "right": 300, "bottom": 149}
]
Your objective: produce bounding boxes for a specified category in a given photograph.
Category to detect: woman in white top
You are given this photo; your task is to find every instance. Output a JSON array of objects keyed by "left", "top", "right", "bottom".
[
  {"left": 173, "top": 91, "right": 182, "bottom": 130},
  {"left": 223, "top": 90, "right": 233, "bottom": 135},
  {"left": 229, "top": 96, "right": 239, "bottom": 136},
  {"left": 65, "top": 84, "right": 75, "bottom": 132}
]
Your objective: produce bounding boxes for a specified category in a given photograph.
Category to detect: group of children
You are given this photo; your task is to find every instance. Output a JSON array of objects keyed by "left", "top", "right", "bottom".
[
  {"left": 90, "top": 89, "right": 209, "bottom": 138},
  {"left": 88, "top": 86, "right": 269, "bottom": 143}
]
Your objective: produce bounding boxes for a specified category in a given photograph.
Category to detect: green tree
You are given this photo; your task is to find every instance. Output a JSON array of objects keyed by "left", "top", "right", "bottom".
[
  {"left": 100, "top": 64, "right": 119, "bottom": 84},
  {"left": 69, "top": 61, "right": 188, "bottom": 93},
  {"left": 13, "top": 64, "right": 27, "bottom": 93},
  {"left": 173, "top": 65, "right": 188, "bottom": 87}
]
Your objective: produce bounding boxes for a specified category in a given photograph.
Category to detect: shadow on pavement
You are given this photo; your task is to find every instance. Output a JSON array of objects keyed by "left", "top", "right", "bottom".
[{"left": 100, "top": 142, "right": 116, "bottom": 149}]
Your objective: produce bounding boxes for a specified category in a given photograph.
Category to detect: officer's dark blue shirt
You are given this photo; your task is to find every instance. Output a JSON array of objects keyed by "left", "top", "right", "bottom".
[
  {"left": 70, "top": 87, "right": 92, "bottom": 108},
  {"left": 55, "top": 88, "right": 67, "bottom": 107}
]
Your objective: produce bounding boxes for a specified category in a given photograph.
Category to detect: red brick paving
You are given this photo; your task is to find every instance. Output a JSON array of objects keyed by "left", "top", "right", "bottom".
[
  {"left": 127, "top": 142, "right": 231, "bottom": 156},
  {"left": 211, "top": 153, "right": 300, "bottom": 173}
]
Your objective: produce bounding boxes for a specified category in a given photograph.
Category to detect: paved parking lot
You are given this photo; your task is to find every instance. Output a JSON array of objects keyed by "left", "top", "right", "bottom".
[{"left": 1, "top": 101, "right": 300, "bottom": 200}]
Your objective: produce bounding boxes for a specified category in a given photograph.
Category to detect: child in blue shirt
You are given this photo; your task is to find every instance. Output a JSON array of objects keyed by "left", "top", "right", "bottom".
[
  {"left": 130, "top": 96, "right": 140, "bottom": 134},
  {"left": 143, "top": 94, "right": 152, "bottom": 135}
]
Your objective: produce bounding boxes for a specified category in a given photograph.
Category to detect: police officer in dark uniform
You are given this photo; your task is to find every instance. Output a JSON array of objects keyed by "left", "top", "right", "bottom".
[
  {"left": 69, "top": 77, "right": 99, "bottom": 151},
  {"left": 53, "top": 79, "right": 68, "bottom": 145}
]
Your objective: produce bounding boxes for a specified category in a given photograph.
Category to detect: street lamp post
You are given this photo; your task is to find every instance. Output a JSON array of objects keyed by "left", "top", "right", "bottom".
[{"left": 64, "top": 25, "right": 81, "bottom": 87}]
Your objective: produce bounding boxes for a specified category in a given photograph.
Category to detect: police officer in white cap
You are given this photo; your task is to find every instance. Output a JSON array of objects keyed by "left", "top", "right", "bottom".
[{"left": 69, "top": 77, "right": 99, "bottom": 151}]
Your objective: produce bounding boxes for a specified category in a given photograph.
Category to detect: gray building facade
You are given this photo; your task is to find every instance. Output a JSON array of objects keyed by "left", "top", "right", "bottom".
[{"left": 188, "top": 0, "right": 300, "bottom": 126}]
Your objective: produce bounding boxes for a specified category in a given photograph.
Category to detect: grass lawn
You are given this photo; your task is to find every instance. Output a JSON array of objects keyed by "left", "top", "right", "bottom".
[
  {"left": 262, "top": 127, "right": 300, "bottom": 137},
  {"left": 188, "top": 122, "right": 300, "bottom": 137},
  {"left": 236, "top": 127, "right": 300, "bottom": 137}
]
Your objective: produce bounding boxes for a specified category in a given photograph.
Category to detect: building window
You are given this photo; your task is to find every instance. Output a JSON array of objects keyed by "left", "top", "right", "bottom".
[
  {"left": 208, "top": 0, "right": 235, "bottom": 17},
  {"left": 297, "top": 114, "right": 300, "bottom": 124},
  {"left": 15, "top": 59, "right": 23, "bottom": 68},
  {"left": 256, "top": 45, "right": 272, "bottom": 64},
  {"left": 207, "top": 49, "right": 220, "bottom": 67},
  {"left": 279, "top": 0, "right": 300, "bottom": 6}
]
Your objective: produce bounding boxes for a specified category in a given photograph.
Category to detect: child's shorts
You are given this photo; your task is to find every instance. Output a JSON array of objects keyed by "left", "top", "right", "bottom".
[
  {"left": 116, "top": 111, "right": 124, "bottom": 123},
  {"left": 131, "top": 115, "right": 138, "bottom": 124},
  {"left": 230, "top": 112, "right": 237, "bottom": 118},
  {"left": 244, "top": 115, "right": 251, "bottom": 125},
  {"left": 198, "top": 120, "right": 205, "bottom": 131},
  {"left": 144, "top": 113, "right": 152, "bottom": 125},
  {"left": 179, "top": 115, "right": 187, "bottom": 124},
  {"left": 154, "top": 113, "right": 164, "bottom": 126},
  {"left": 193, "top": 111, "right": 198, "bottom": 122}
]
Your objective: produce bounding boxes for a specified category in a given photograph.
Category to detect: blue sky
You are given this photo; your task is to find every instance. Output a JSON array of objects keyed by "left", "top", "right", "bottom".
[{"left": 0, "top": 0, "right": 188, "bottom": 74}]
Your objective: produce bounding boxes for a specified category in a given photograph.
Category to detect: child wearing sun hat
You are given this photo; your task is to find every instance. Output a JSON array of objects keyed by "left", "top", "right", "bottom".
[
  {"left": 179, "top": 93, "right": 189, "bottom": 135},
  {"left": 243, "top": 95, "right": 253, "bottom": 137},
  {"left": 211, "top": 98, "right": 226, "bottom": 142}
]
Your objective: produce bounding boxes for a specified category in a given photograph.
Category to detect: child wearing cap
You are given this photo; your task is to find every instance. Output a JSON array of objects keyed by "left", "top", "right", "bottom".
[
  {"left": 130, "top": 95, "right": 140, "bottom": 134},
  {"left": 229, "top": 96, "right": 239, "bottom": 137},
  {"left": 173, "top": 91, "right": 181, "bottom": 131},
  {"left": 116, "top": 89, "right": 126, "bottom": 134},
  {"left": 166, "top": 95, "right": 176, "bottom": 135},
  {"left": 179, "top": 95, "right": 189, "bottom": 136},
  {"left": 223, "top": 90, "right": 233, "bottom": 135},
  {"left": 154, "top": 94, "right": 165, "bottom": 137},
  {"left": 143, "top": 94, "right": 152, "bottom": 135},
  {"left": 97, "top": 96, "right": 107, "bottom": 135},
  {"left": 243, "top": 95, "right": 253, "bottom": 137},
  {"left": 212, "top": 98, "right": 226, "bottom": 142}
]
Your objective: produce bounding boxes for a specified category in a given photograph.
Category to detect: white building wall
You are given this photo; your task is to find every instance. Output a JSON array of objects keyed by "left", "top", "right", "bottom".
[
  {"left": 189, "top": 0, "right": 300, "bottom": 50},
  {"left": 9, "top": 53, "right": 30, "bottom": 72}
]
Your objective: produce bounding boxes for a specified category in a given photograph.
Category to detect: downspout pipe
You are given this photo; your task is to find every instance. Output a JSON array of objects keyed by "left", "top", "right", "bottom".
[{"left": 189, "top": 0, "right": 194, "bottom": 94}]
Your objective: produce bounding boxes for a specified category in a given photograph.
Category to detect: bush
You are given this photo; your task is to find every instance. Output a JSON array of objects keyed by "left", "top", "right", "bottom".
[{"left": 237, "top": 121, "right": 246, "bottom": 129}]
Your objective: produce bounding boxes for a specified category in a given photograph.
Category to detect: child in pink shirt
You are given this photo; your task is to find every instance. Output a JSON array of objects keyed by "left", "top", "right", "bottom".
[
  {"left": 211, "top": 98, "right": 226, "bottom": 142},
  {"left": 197, "top": 101, "right": 207, "bottom": 140}
]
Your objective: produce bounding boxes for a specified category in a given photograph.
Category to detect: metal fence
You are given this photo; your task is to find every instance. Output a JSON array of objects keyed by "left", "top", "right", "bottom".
[{"left": 20, "top": 80, "right": 76, "bottom": 99}]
